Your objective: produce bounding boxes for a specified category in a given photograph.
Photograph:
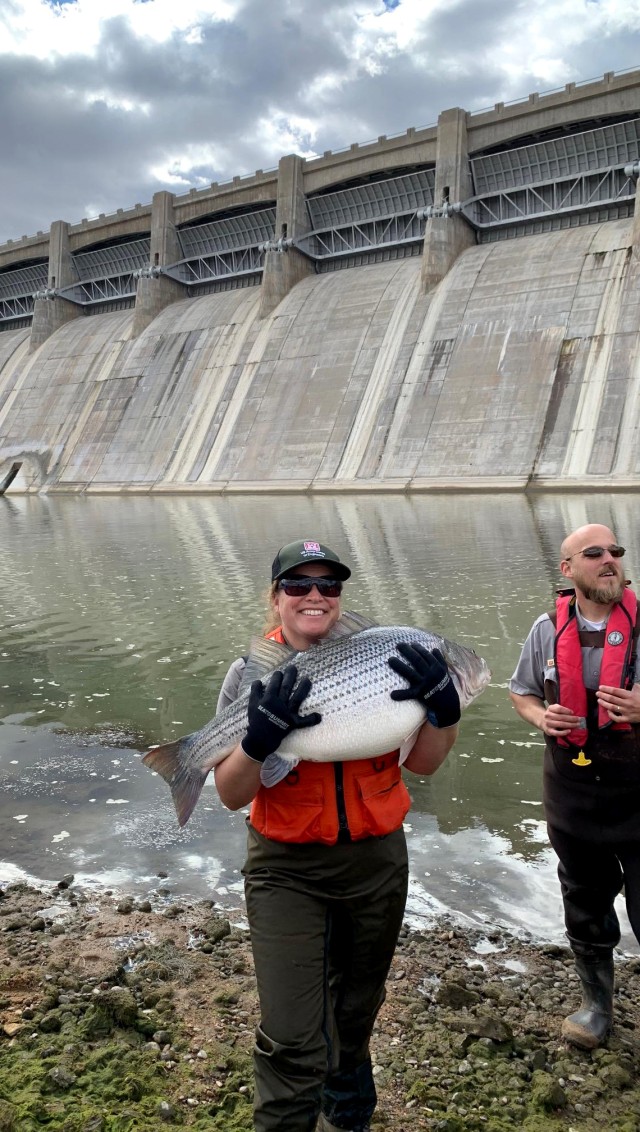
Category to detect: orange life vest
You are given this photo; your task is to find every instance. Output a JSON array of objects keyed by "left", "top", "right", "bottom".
[
  {"left": 554, "top": 587, "right": 638, "bottom": 748},
  {"left": 248, "top": 626, "right": 411, "bottom": 845}
]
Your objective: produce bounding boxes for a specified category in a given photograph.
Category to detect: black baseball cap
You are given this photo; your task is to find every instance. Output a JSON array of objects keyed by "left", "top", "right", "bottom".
[{"left": 271, "top": 540, "right": 351, "bottom": 582}]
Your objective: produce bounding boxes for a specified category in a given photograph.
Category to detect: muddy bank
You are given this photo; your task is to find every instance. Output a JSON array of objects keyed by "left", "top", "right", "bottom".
[{"left": 1, "top": 880, "right": 640, "bottom": 1131}]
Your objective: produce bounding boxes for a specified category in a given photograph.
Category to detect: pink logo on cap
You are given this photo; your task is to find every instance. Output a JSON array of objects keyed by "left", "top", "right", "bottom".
[{"left": 304, "top": 541, "right": 321, "bottom": 554}]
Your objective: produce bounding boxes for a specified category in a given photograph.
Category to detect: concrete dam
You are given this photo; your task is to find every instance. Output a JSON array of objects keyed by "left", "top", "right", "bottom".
[{"left": 1, "top": 69, "right": 640, "bottom": 493}]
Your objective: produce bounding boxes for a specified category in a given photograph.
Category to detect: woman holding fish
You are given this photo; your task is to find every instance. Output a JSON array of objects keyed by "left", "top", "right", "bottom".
[{"left": 212, "top": 539, "right": 473, "bottom": 1132}]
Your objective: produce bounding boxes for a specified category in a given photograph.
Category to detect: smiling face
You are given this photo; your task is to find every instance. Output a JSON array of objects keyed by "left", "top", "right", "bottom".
[
  {"left": 560, "top": 523, "right": 626, "bottom": 608},
  {"left": 273, "top": 562, "right": 342, "bottom": 650}
]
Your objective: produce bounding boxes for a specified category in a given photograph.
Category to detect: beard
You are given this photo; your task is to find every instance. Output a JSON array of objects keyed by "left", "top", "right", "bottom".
[{"left": 581, "top": 577, "right": 626, "bottom": 605}]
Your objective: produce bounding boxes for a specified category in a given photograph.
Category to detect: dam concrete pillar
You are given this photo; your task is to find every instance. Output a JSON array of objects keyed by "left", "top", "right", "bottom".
[
  {"left": 421, "top": 107, "right": 476, "bottom": 292},
  {"left": 29, "top": 220, "right": 81, "bottom": 352},
  {"left": 132, "top": 191, "right": 187, "bottom": 338},
  {"left": 259, "top": 154, "right": 314, "bottom": 318}
]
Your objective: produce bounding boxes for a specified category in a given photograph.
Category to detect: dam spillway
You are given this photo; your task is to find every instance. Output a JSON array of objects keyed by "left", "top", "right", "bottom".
[
  {"left": 1, "top": 218, "right": 639, "bottom": 493},
  {"left": 2, "top": 67, "right": 640, "bottom": 493}
]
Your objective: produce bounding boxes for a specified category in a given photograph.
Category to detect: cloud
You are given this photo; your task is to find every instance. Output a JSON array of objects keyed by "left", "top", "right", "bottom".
[{"left": 1, "top": 0, "right": 639, "bottom": 242}]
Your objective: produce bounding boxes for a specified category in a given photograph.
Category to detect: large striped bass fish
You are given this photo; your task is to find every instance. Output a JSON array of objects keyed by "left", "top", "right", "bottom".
[{"left": 142, "top": 611, "right": 491, "bottom": 826}]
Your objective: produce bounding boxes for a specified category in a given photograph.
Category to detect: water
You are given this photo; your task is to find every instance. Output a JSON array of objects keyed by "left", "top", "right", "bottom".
[{"left": 1, "top": 490, "right": 638, "bottom": 947}]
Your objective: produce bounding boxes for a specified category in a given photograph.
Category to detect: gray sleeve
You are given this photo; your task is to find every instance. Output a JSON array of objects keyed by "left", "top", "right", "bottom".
[
  {"left": 216, "top": 657, "right": 246, "bottom": 713},
  {"left": 216, "top": 658, "right": 293, "bottom": 789},
  {"left": 508, "top": 614, "right": 555, "bottom": 699}
]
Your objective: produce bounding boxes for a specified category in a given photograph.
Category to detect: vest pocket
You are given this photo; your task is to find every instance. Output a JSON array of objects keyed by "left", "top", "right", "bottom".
[
  {"left": 357, "top": 765, "right": 411, "bottom": 837},
  {"left": 262, "top": 783, "right": 326, "bottom": 843}
]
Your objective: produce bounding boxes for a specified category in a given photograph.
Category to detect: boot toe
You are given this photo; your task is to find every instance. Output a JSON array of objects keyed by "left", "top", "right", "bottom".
[{"left": 562, "top": 1010, "right": 610, "bottom": 1050}]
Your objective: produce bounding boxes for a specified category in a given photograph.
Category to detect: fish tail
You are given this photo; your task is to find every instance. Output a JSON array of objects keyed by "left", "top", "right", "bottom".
[{"left": 142, "top": 739, "right": 207, "bottom": 828}]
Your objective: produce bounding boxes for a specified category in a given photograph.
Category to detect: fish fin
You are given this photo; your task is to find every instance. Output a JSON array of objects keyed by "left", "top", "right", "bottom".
[
  {"left": 142, "top": 737, "right": 208, "bottom": 828},
  {"left": 436, "top": 637, "right": 492, "bottom": 707},
  {"left": 260, "top": 753, "right": 298, "bottom": 788},
  {"left": 239, "top": 635, "right": 296, "bottom": 691},
  {"left": 322, "top": 609, "right": 379, "bottom": 641}
]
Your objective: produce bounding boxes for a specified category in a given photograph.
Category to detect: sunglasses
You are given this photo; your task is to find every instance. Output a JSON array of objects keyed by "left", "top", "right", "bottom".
[
  {"left": 564, "top": 544, "right": 625, "bottom": 561},
  {"left": 278, "top": 576, "right": 343, "bottom": 597}
]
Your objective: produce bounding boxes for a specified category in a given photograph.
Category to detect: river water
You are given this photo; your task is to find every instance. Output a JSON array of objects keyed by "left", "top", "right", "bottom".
[{"left": 1, "top": 491, "right": 638, "bottom": 947}]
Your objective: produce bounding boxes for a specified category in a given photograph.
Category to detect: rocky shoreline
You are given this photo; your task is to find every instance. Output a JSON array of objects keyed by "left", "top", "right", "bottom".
[{"left": 1, "top": 879, "right": 640, "bottom": 1131}]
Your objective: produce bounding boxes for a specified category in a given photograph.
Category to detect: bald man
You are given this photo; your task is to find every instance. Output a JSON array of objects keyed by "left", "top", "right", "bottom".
[{"left": 509, "top": 523, "right": 640, "bottom": 1050}]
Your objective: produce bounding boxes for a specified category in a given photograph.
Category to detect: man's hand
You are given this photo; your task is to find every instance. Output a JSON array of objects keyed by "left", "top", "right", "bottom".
[
  {"left": 510, "top": 692, "right": 582, "bottom": 736},
  {"left": 596, "top": 683, "right": 640, "bottom": 724},
  {"left": 541, "top": 702, "right": 583, "bottom": 737},
  {"left": 388, "top": 642, "right": 461, "bottom": 729},
  {"left": 241, "top": 665, "right": 322, "bottom": 763}
]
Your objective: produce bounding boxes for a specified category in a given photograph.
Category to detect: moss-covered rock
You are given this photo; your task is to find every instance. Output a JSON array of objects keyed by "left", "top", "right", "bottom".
[
  {"left": 436, "top": 980, "right": 482, "bottom": 1008},
  {"left": 201, "top": 916, "right": 232, "bottom": 944},
  {"left": 0, "top": 1099, "right": 17, "bottom": 1132},
  {"left": 79, "top": 1005, "right": 115, "bottom": 1040},
  {"left": 529, "top": 1069, "right": 567, "bottom": 1112},
  {"left": 39, "top": 1010, "right": 63, "bottom": 1033},
  {"left": 97, "top": 988, "right": 139, "bottom": 1028}
]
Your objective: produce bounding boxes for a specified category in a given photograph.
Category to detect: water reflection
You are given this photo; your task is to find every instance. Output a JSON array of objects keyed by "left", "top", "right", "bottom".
[{"left": 0, "top": 492, "right": 638, "bottom": 946}]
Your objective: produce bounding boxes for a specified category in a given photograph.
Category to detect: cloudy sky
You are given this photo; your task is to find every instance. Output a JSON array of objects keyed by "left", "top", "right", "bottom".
[{"left": 1, "top": 0, "right": 639, "bottom": 244}]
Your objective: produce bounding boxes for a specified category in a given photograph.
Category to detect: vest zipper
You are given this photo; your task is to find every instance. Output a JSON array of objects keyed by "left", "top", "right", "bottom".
[{"left": 333, "top": 763, "right": 351, "bottom": 843}]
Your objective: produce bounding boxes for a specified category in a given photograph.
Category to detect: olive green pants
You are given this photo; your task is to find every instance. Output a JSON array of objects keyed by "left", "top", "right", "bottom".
[{"left": 242, "top": 824, "right": 409, "bottom": 1132}]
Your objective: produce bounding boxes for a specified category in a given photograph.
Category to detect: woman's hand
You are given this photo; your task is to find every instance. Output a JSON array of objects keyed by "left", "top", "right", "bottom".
[
  {"left": 388, "top": 642, "right": 461, "bottom": 728},
  {"left": 241, "top": 665, "right": 322, "bottom": 763}
]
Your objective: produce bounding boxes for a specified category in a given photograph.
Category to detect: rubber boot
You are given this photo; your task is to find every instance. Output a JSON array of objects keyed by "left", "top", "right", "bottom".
[
  {"left": 316, "top": 1117, "right": 370, "bottom": 1132},
  {"left": 561, "top": 950, "right": 614, "bottom": 1050}
]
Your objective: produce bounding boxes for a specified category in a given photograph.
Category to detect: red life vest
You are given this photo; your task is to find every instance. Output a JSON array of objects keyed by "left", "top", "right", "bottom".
[
  {"left": 554, "top": 588, "right": 637, "bottom": 748},
  {"left": 248, "top": 626, "right": 411, "bottom": 845}
]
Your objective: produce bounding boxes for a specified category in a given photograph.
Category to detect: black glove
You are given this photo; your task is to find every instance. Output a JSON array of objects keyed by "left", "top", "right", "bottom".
[
  {"left": 388, "top": 642, "right": 461, "bottom": 728},
  {"left": 241, "top": 664, "right": 322, "bottom": 763}
]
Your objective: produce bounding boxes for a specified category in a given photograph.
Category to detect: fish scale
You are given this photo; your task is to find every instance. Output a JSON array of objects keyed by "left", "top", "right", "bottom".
[{"left": 142, "top": 615, "right": 491, "bottom": 826}]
